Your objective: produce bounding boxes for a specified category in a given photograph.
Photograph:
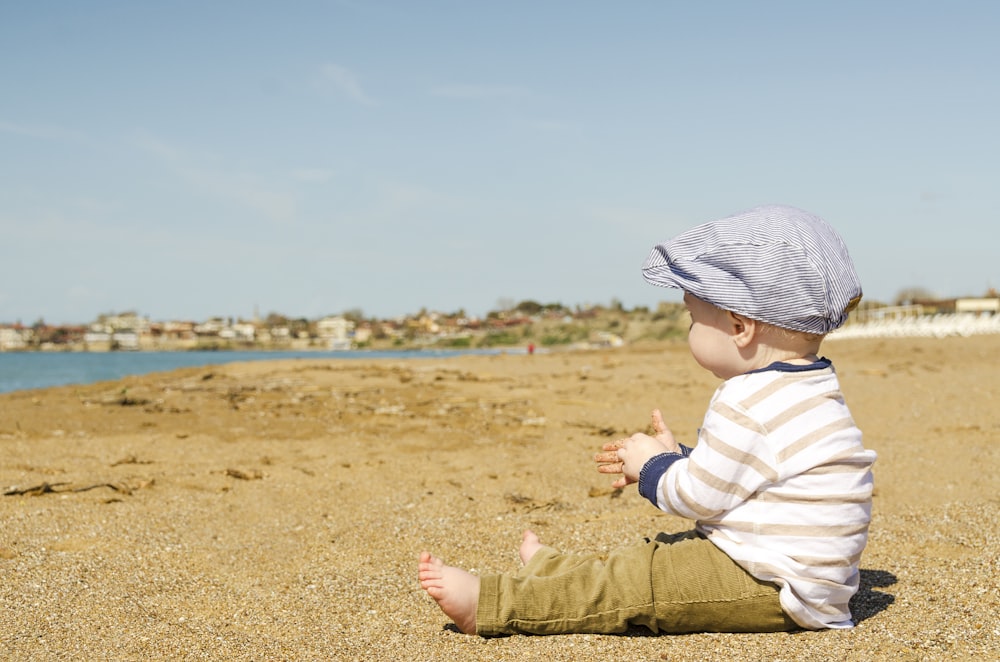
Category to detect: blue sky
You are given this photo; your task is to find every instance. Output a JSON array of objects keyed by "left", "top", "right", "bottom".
[{"left": 2, "top": 1, "right": 998, "bottom": 325}]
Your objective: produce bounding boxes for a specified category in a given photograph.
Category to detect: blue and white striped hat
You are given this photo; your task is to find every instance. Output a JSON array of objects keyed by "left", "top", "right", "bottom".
[{"left": 641, "top": 205, "right": 862, "bottom": 334}]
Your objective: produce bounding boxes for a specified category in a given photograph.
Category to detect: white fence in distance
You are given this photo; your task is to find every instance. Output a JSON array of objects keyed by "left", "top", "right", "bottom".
[{"left": 828, "top": 313, "right": 1000, "bottom": 340}]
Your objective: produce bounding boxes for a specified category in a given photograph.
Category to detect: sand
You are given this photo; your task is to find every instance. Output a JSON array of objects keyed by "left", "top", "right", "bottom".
[{"left": 1, "top": 335, "right": 998, "bottom": 661}]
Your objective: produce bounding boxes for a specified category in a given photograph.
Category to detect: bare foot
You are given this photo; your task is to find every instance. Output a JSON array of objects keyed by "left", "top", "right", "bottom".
[
  {"left": 418, "top": 551, "right": 480, "bottom": 634},
  {"left": 519, "top": 529, "right": 543, "bottom": 565}
]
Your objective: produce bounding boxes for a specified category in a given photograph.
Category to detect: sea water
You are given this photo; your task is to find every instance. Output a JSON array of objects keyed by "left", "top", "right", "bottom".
[{"left": 0, "top": 348, "right": 508, "bottom": 395}]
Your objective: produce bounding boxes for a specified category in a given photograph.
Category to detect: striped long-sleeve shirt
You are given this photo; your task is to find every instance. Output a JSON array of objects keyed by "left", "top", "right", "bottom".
[{"left": 641, "top": 358, "right": 876, "bottom": 630}]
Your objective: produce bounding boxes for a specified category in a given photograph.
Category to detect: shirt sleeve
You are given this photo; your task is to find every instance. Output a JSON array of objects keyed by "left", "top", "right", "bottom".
[
  {"left": 654, "top": 395, "right": 779, "bottom": 519},
  {"left": 637, "top": 452, "right": 685, "bottom": 505},
  {"left": 636, "top": 444, "right": 696, "bottom": 506}
]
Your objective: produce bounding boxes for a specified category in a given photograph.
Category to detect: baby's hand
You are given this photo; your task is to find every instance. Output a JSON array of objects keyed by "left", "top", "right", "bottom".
[
  {"left": 595, "top": 439, "right": 630, "bottom": 489},
  {"left": 594, "top": 409, "right": 681, "bottom": 488},
  {"left": 627, "top": 435, "right": 675, "bottom": 483}
]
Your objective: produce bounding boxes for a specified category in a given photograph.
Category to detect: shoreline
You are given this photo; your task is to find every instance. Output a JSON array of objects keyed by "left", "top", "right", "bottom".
[{"left": 0, "top": 346, "right": 543, "bottom": 396}]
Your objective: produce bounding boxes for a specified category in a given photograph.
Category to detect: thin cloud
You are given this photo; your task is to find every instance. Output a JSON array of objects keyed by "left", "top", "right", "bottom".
[
  {"left": 130, "top": 130, "right": 297, "bottom": 224},
  {"left": 430, "top": 84, "right": 529, "bottom": 99},
  {"left": 0, "top": 119, "right": 93, "bottom": 144},
  {"left": 130, "top": 130, "right": 184, "bottom": 163},
  {"left": 379, "top": 182, "right": 455, "bottom": 212},
  {"left": 585, "top": 206, "right": 687, "bottom": 239},
  {"left": 291, "top": 168, "right": 337, "bottom": 183},
  {"left": 321, "top": 63, "right": 376, "bottom": 105},
  {"left": 192, "top": 169, "right": 297, "bottom": 223},
  {"left": 522, "top": 118, "right": 576, "bottom": 132}
]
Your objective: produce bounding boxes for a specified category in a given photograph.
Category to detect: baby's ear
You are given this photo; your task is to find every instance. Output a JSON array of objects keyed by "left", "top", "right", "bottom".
[{"left": 728, "top": 311, "right": 757, "bottom": 348}]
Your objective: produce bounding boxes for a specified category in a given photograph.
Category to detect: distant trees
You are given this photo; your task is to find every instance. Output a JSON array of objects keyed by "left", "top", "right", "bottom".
[
  {"left": 894, "top": 287, "right": 935, "bottom": 306},
  {"left": 515, "top": 300, "right": 543, "bottom": 315},
  {"left": 289, "top": 317, "right": 312, "bottom": 338},
  {"left": 487, "top": 300, "right": 572, "bottom": 319},
  {"left": 515, "top": 300, "right": 573, "bottom": 315},
  {"left": 341, "top": 308, "right": 365, "bottom": 323}
]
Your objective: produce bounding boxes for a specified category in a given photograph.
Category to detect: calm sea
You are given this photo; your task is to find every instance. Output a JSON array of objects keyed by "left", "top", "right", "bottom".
[{"left": 0, "top": 349, "right": 508, "bottom": 395}]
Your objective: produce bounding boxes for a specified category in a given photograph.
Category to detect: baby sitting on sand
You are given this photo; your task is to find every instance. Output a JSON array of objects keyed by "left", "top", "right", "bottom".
[{"left": 419, "top": 205, "right": 877, "bottom": 636}]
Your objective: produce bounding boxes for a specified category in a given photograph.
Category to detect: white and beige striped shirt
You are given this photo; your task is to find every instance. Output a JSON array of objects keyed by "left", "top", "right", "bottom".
[{"left": 654, "top": 359, "right": 876, "bottom": 629}]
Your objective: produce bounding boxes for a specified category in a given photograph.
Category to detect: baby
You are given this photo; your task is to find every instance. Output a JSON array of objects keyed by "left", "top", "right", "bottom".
[{"left": 419, "top": 204, "right": 876, "bottom": 635}]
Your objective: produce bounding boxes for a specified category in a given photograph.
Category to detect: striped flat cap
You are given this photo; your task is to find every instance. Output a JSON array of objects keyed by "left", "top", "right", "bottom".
[{"left": 641, "top": 205, "right": 862, "bottom": 334}]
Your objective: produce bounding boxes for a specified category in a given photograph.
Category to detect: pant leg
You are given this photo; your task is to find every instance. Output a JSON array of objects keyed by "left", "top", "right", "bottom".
[
  {"left": 511, "top": 544, "right": 610, "bottom": 578},
  {"left": 476, "top": 539, "right": 659, "bottom": 635},
  {"left": 649, "top": 531, "right": 798, "bottom": 633},
  {"left": 476, "top": 531, "right": 797, "bottom": 636}
]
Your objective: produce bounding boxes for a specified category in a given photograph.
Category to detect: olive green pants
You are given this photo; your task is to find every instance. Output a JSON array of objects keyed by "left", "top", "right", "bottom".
[{"left": 476, "top": 530, "right": 799, "bottom": 636}]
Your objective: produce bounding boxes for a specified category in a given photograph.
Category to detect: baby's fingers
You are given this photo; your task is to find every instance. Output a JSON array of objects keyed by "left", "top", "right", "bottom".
[
  {"left": 593, "top": 450, "right": 621, "bottom": 463},
  {"left": 601, "top": 439, "right": 625, "bottom": 451},
  {"left": 651, "top": 409, "right": 667, "bottom": 435}
]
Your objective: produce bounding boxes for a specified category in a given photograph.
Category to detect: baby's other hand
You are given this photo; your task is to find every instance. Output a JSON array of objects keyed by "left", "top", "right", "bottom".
[
  {"left": 615, "top": 434, "right": 672, "bottom": 485},
  {"left": 649, "top": 409, "right": 681, "bottom": 454},
  {"left": 595, "top": 434, "right": 668, "bottom": 488}
]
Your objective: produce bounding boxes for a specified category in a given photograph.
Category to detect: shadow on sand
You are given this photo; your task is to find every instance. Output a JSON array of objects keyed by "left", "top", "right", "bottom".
[{"left": 849, "top": 568, "right": 897, "bottom": 623}]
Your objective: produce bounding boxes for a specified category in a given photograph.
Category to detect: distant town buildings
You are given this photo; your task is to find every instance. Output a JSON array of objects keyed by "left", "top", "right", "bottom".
[
  {"left": 2, "top": 291, "right": 999, "bottom": 352},
  {"left": 955, "top": 297, "right": 1000, "bottom": 314},
  {"left": 316, "top": 316, "right": 355, "bottom": 350},
  {"left": 0, "top": 306, "right": 537, "bottom": 352},
  {"left": 0, "top": 326, "right": 28, "bottom": 351},
  {"left": 0, "top": 311, "right": 369, "bottom": 352}
]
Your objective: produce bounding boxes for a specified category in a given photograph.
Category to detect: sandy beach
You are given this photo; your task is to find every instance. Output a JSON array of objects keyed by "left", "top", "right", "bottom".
[{"left": 2, "top": 335, "right": 998, "bottom": 661}]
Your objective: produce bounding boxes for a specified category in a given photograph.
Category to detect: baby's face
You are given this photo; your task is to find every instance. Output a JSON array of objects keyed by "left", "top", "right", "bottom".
[{"left": 682, "top": 293, "right": 743, "bottom": 380}]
